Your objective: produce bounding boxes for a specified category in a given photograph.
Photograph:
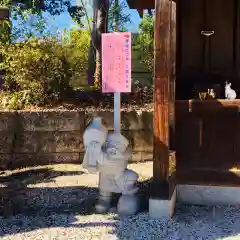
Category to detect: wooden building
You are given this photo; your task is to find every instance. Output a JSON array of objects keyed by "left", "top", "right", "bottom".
[{"left": 127, "top": 0, "right": 240, "bottom": 215}]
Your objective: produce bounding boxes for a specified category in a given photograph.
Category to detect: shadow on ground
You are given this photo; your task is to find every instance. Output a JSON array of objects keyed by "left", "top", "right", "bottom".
[
  {"left": 0, "top": 167, "right": 151, "bottom": 238},
  {"left": 0, "top": 168, "right": 84, "bottom": 187},
  {"left": 1, "top": 168, "right": 240, "bottom": 239}
]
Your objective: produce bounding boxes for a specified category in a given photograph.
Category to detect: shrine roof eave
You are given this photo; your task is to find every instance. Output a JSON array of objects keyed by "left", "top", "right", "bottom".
[
  {"left": 127, "top": 0, "right": 176, "bottom": 10},
  {"left": 127, "top": 0, "right": 155, "bottom": 9}
]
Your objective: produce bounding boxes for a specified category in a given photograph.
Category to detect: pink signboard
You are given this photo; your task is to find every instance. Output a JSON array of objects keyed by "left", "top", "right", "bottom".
[{"left": 102, "top": 32, "right": 131, "bottom": 93}]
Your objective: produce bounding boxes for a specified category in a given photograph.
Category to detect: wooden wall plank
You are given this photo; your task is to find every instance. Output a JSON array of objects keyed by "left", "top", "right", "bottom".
[
  {"left": 175, "top": 100, "right": 240, "bottom": 172},
  {"left": 180, "top": 0, "right": 204, "bottom": 73},
  {"left": 207, "top": 0, "right": 235, "bottom": 73}
]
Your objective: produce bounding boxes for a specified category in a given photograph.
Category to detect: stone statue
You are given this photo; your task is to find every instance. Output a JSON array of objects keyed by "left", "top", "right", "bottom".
[
  {"left": 225, "top": 81, "right": 237, "bottom": 100},
  {"left": 82, "top": 116, "right": 139, "bottom": 216}
]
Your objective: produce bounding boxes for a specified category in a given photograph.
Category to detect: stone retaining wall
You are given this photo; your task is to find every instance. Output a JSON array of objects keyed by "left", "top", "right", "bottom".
[{"left": 0, "top": 110, "right": 153, "bottom": 169}]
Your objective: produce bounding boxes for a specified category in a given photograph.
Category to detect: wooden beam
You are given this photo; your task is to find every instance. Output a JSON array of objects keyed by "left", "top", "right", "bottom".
[
  {"left": 127, "top": 0, "right": 154, "bottom": 17},
  {"left": 169, "top": 1, "right": 176, "bottom": 150},
  {"left": 127, "top": 0, "right": 155, "bottom": 9},
  {"left": 152, "top": 0, "right": 172, "bottom": 200},
  {"left": 137, "top": 8, "right": 144, "bottom": 18},
  {"left": 135, "top": 9, "right": 152, "bottom": 18}
]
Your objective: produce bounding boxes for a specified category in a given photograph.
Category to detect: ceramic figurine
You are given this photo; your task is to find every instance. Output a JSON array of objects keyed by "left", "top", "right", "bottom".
[
  {"left": 207, "top": 89, "right": 216, "bottom": 99},
  {"left": 225, "top": 81, "right": 237, "bottom": 100},
  {"left": 82, "top": 117, "right": 139, "bottom": 216},
  {"left": 198, "top": 92, "right": 208, "bottom": 100}
]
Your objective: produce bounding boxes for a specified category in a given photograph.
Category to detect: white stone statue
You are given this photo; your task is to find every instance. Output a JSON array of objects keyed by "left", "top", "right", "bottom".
[
  {"left": 225, "top": 81, "right": 237, "bottom": 100},
  {"left": 83, "top": 116, "right": 139, "bottom": 216}
]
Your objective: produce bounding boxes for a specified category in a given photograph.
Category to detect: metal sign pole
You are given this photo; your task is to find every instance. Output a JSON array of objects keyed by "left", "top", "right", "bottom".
[
  {"left": 114, "top": 0, "right": 121, "bottom": 134},
  {"left": 114, "top": 92, "right": 121, "bottom": 133}
]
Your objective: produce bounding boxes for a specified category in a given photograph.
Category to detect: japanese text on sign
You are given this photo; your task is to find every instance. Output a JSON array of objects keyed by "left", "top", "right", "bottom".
[{"left": 102, "top": 32, "right": 132, "bottom": 93}]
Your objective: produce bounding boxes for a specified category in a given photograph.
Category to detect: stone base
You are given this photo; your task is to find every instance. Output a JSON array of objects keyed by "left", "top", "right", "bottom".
[
  {"left": 149, "top": 184, "right": 240, "bottom": 219},
  {"left": 117, "top": 195, "right": 139, "bottom": 216},
  {"left": 177, "top": 184, "right": 240, "bottom": 205},
  {"left": 95, "top": 190, "right": 112, "bottom": 214},
  {"left": 149, "top": 187, "right": 176, "bottom": 219}
]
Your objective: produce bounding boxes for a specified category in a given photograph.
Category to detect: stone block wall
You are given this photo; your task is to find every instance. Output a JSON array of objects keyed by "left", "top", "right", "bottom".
[{"left": 0, "top": 110, "right": 153, "bottom": 169}]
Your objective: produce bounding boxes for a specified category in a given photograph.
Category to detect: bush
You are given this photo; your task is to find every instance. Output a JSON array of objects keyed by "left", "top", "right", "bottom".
[{"left": 0, "top": 29, "right": 90, "bottom": 109}]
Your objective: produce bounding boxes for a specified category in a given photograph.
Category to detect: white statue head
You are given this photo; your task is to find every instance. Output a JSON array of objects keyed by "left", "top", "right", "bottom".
[
  {"left": 83, "top": 116, "right": 108, "bottom": 147},
  {"left": 106, "top": 133, "right": 129, "bottom": 153},
  {"left": 225, "top": 81, "right": 232, "bottom": 89},
  {"left": 82, "top": 117, "right": 108, "bottom": 172}
]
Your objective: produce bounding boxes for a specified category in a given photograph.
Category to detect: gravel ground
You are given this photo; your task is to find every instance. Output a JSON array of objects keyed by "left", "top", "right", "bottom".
[{"left": 1, "top": 162, "right": 240, "bottom": 240}]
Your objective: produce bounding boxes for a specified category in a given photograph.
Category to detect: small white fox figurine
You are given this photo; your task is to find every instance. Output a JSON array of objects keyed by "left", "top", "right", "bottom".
[{"left": 225, "top": 81, "right": 237, "bottom": 100}]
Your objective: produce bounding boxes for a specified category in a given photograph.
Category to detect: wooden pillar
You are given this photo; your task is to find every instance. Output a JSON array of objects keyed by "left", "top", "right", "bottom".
[{"left": 152, "top": 0, "right": 173, "bottom": 200}]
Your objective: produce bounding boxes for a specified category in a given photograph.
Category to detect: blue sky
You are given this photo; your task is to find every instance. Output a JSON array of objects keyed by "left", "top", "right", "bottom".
[
  {"left": 43, "top": 0, "right": 142, "bottom": 33},
  {"left": 10, "top": 0, "right": 143, "bottom": 40}
]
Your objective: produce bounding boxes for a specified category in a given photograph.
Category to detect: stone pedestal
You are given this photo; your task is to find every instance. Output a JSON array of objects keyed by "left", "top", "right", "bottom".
[
  {"left": 149, "top": 187, "right": 176, "bottom": 219},
  {"left": 177, "top": 185, "right": 240, "bottom": 205}
]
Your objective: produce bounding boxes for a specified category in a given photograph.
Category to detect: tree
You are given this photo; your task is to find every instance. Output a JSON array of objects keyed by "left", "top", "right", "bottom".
[
  {"left": 11, "top": 9, "right": 50, "bottom": 41},
  {"left": 87, "top": 0, "right": 108, "bottom": 87},
  {"left": 88, "top": 0, "right": 131, "bottom": 87},
  {"left": 0, "top": 0, "right": 86, "bottom": 42},
  {"left": 108, "top": 0, "right": 130, "bottom": 32},
  {"left": 0, "top": 6, "right": 10, "bottom": 43},
  {"left": 134, "top": 14, "right": 154, "bottom": 75}
]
